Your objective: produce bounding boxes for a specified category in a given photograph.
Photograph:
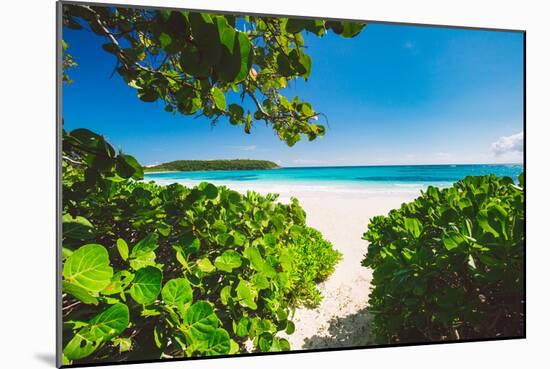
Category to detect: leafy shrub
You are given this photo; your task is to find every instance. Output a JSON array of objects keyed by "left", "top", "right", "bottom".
[
  {"left": 362, "top": 174, "right": 525, "bottom": 344},
  {"left": 61, "top": 128, "right": 341, "bottom": 365}
]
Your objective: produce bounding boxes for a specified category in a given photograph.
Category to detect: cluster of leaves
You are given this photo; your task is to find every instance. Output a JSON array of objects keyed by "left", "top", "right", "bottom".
[
  {"left": 61, "top": 128, "right": 341, "bottom": 365},
  {"left": 145, "top": 159, "right": 279, "bottom": 172},
  {"left": 62, "top": 4, "right": 365, "bottom": 145},
  {"left": 61, "top": 40, "right": 77, "bottom": 84},
  {"left": 362, "top": 174, "right": 525, "bottom": 344}
]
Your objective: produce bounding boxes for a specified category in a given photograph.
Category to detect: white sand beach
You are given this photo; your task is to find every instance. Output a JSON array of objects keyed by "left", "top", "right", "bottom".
[
  {"left": 150, "top": 178, "right": 421, "bottom": 349},
  {"left": 280, "top": 190, "right": 418, "bottom": 349}
]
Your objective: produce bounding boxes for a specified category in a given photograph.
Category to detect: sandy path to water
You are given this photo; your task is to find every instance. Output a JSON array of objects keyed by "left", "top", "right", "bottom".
[{"left": 279, "top": 191, "right": 418, "bottom": 349}]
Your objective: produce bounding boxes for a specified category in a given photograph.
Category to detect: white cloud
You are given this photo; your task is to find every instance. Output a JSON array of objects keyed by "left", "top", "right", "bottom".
[
  {"left": 291, "top": 159, "right": 328, "bottom": 166},
  {"left": 491, "top": 132, "right": 524, "bottom": 155},
  {"left": 434, "top": 152, "right": 452, "bottom": 161},
  {"left": 226, "top": 145, "right": 256, "bottom": 151}
]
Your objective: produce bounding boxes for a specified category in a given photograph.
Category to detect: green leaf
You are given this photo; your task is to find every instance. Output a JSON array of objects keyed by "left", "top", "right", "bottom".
[
  {"left": 63, "top": 332, "right": 101, "bottom": 361},
  {"left": 229, "top": 339, "right": 239, "bottom": 354},
  {"left": 62, "top": 281, "right": 99, "bottom": 305},
  {"left": 442, "top": 231, "right": 467, "bottom": 251},
  {"left": 130, "top": 266, "right": 162, "bottom": 304},
  {"left": 131, "top": 233, "right": 159, "bottom": 258},
  {"left": 116, "top": 238, "right": 129, "bottom": 260},
  {"left": 102, "top": 271, "right": 134, "bottom": 295},
  {"left": 243, "top": 246, "right": 276, "bottom": 277},
  {"left": 116, "top": 154, "right": 144, "bottom": 180},
  {"left": 235, "top": 317, "right": 250, "bottom": 337},
  {"left": 205, "top": 328, "right": 231, "bottom": 355},
  {"left": 197, "top": 258, "right": 216, "bottom": 273},
  {"left": 87, "top": 303, "right": 130, "bottom": 340},
  {"left": 404, "top": 217, "right": 422, "bottom": 238},
  {"left": 162, "top": 278, "right": 193, "bottom": 310},
  {"left": 212, "top": 87, "right": 226, "bottom": 111},
  {"left": 271, "top": 337, "right": 290, "bottom": 351},
  {"left": 285, "top": 320, "right": 295, "bottom": 335},
  {"left": 129, "top": 251, "right": 157, "bottom": 270},
  {"left": 214, "top": 250, "right": 242, "bottom": 272},
  {"left": 277, "top": 52, "right": 294, "bottom": 77},
  {"left": 62, "top": 214, "right": 95, "bottom": 243},
  {"left": 220, "top": 285, "right": 232, "bottom": 305},
  {"left": 327, "top": 21, "right": 365, "bottom": 37},
  {"left": 183, "top": 301, "right": 219, "bottom": 341},
  {"left": 236, "top": 280, "right": 258, "bottom": 310},
  {"left": 159, "top": 32, "right": 172, "bottom": 48},
  {"left": 113, "top": 337, "right": 132, "bottom": 353},
  {"left": 203, "top": 183, "right": 219, "bottom": 199},
  {"left": 63, "top": 303, "right": 129, "bottom": 361},
  {"left": 63, "top": 244, "right": 113, "bottom": 293},
  {"left": 285, "top": 18, "right": 309, "bottom": 33},
  {"left": 258, "top": 332, "right": 273, "bottom": 352},
  {"left": 234, "top": 32, "right": 252, "bottom": 82}
]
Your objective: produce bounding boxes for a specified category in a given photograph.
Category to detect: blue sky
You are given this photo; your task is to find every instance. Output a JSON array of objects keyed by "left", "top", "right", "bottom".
[{"left": 62, "top": 18, "right": 524, "bottom": 167}]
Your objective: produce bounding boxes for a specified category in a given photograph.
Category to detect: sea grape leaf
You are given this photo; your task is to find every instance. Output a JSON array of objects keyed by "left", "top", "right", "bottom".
[
  {"left": 159, "top": 32, "right": 172, "bottom": 48},
  {"left": 251, "top": 273, "right": 269, "bottom": 290},
  {"left": 203, "top": 183, "right": 219, "bottom": 199},
  {"left": 234, "top": 32, "right": 252, "bottom": 82},
  {"left": 63, "top": 303, "right": 129, "bottom": 361},
  {"left": 115, "top": 154, "right": 144, "bottom": 180},
  {"left": 212, "top": 87, "right": 226, "bottom": 111},
  {"left": 87, "top": 303, "right": 130, "bottom": 341},
  {"left": 183, "top": 301, "right": 219, "bottom": 341},
  {"left": 236, "top": 280, "right": 258, "bottom": 310},
  {"left": 162, "top": 278, "right": 193, "bottom": 311},
  {"left": 116, "top": 238, "right": 129, "bottom": 260},
  {"left": 62, "top": 214, "right": 95, "bottom": 243},
  {"left": 442, "top": 231, "right": 467, "bottom": 251},
  {"left": 220, "top": 285, "right": 232, "bottom": 305},
  {"left": 63, "top": 244, "right": 113, "bottom": 293},
  {"left": 130, "top": 233, "right": 159, "bottom": 258},
  {"left": 404, "top": 217, "right": 422, "bottom": 238},
  {"left": 229, "top": 339, "right": 239, "bottom": 354},
  {"left": 214, "top": 250, "right": 242, "bottom": 272},
  {"left": 285, "top": 320, "right": 295, "bottom": 335},
  {"left": 271, "top": 337, "right": 290, "bottom": 351},
  {"left": 130, "top": 266, "right": 162, "bottom": 304},
  {"left": 63, "top": 332, "right": 101, "bottom": 361},
  {"left": 102, "top": 271, "right": 134, "bottom": 295},
  {"left": 197, "top": 258, "right": 216, "bottom": 273},
  {"left": 235, "top": 317, "right": 250, "bottom": 337},
  {"left": 62, "top": 281, "right": 99, "bottom": 305},
  {"left": 129, "top": 251, "right": 157, "bottom": 270},
  {"left": 113, "top": 337, "right": 132, "bottom": 352},
  {"left": 258, "top": 332, "right": 273, "bottom": 352},
  {"left": 205, "top": 328, "right": 231, "bottom": 355},
  {"left": 243, "top": 247, "right": 276, "bottom": 277}
]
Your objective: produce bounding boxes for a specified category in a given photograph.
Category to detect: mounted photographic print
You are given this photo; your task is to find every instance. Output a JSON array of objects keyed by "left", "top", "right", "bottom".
[{"left": 57, "top": 1, "right": 525, "bottom": 367}]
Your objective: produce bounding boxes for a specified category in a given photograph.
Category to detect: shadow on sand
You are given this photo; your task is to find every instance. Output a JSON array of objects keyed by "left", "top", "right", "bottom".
[{"left": 302, "top": 307, "right": 376, "bottom": 349}]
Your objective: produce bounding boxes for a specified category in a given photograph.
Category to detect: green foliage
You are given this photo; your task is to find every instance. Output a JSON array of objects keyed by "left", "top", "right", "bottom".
[
  {"left": 61, "top": 40, "right": 77, "bottom": 84},
  {"left": 61, "top": 129, "right": 341, "bottom": 364},
  {"left": 144, "top": 159, "right": 280, "bottom": 172},
  {"left": 362, "top": 175, "right": 525, "bottom": 343},
  {"left": 62, "top": 4, "right": 365, "bottom": 146}
]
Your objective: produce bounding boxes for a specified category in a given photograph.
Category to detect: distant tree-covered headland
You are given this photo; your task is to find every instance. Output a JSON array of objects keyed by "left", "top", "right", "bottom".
[{"left": 144, "top": 159, "right": 280, "bottom": 172}]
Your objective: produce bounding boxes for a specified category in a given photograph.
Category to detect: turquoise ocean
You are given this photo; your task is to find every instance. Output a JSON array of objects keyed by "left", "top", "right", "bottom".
[{"left": 144, "top": 164, "right": 523, "bottom": 193}]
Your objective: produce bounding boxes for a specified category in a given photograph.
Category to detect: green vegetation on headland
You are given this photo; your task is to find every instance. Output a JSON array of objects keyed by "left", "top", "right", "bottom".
[{"left": 144, "top": 159, "right": 280, "bottom": 172}]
